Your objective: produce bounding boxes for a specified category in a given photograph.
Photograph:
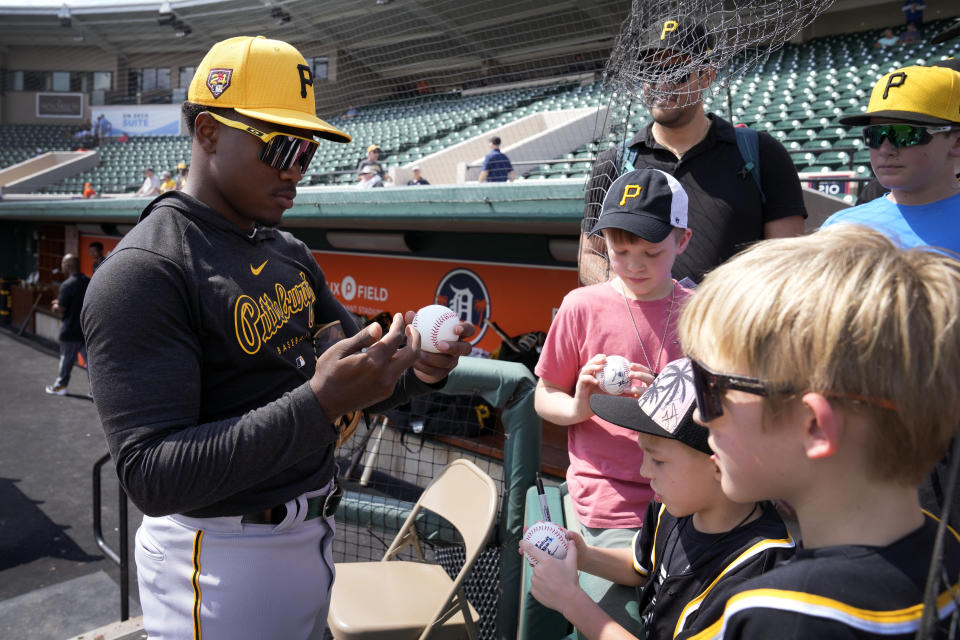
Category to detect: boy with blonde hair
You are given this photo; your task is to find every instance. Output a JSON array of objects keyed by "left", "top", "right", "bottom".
[
  {"left": 678, "top": 225, "right": 960, "bottom": 638},
  {"left": 523, "top": 357, "right": 795, "bottom": 640},
  {"left": 535, "top": 167, "right": 695, "bottom": 634}
]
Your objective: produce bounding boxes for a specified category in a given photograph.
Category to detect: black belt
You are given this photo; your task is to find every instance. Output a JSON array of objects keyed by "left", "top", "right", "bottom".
[{"left": 241, "top": 482, "right": 343, "bottom": 525}]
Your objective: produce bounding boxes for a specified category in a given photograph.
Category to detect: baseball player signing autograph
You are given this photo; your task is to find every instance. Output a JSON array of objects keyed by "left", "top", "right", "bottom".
[{"left": 81, "top": 36, "right": 473, "bottom": 639}]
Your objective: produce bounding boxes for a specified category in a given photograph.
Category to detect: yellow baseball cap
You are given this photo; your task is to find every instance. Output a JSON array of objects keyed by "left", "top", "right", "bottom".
[
  {"left": 188, "top": 36, "right": 351, "bottom": 143},
  {"left": 367, "top": 144, "right": 381, "bottom": 153},
  {"left": 840, "top": 65, "right": 960, "bottom": 126}
]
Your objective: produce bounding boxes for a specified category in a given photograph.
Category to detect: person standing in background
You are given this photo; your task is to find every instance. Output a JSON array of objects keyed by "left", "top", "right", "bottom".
[
  {"left": 45, "top": 254, "right": 90, "bottom": 397},
  {"left": 407, "top": 165, "right": 430, "bottom": 185},
  {"left": 478, "top": 136, "right": 515, "bottom": 182},
  {"left": 88, "top": 242, "right": 106, "bottom": 272}
]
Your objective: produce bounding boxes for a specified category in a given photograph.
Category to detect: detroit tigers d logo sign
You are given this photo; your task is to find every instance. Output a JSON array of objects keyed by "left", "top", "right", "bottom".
[{"left": 434, "top": 268, "right": 490, "bottom": 346}]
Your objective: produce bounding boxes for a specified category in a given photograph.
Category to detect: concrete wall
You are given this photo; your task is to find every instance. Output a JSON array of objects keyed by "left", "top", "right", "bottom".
[
  {"left": 396, "top": 107, "right": 607, "bottom": 185},
  {"left": 802, "top": 187, "right": 851, "bottom": 232},
  {"left": 3, "top": 92, "right": 90, "bottom": 125},
  {"left": 450, "top": 107, "right": 609, "bottom": 184},
  {"left": 0, "top": 151, "right": 99, "bottom": 194}
]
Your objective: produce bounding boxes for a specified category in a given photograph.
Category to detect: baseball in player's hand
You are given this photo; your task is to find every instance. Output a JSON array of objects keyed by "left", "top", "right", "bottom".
[
  {"left": 519, "top": 535, "right": 582, "bottom": 613},
  {"left": 404, "top": 310, "right": 475, "bottom": 384},
  {"left": 309, "top": 312, "right": 420, "bottom": 419}
]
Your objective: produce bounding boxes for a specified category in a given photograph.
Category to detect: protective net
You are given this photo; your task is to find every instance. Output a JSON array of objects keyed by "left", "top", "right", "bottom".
[
  {"left": 0, "top": 0, "right": 631, "bottom": 192},
  {"left": 5, "top": 2, "right": 960, "bottom": 639},
  {"left": 2, "top": 0, "right": 957, "bottom": 203},
  {"left": 580, "top": 0, "right": 839, "bottom": 286},
  {"left": 605, "top": 0, "right": 838, "bottom": 107}
]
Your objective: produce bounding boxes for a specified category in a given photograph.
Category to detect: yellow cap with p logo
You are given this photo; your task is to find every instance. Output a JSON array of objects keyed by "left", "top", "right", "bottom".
[{"left": 188, "top": 36, "right": 351, "bottom": 143}]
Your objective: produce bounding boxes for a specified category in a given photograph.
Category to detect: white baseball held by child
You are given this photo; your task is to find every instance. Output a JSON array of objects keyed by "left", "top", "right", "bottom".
[{"left": 523, "top": 521, "right": 569, "bottom": 566}]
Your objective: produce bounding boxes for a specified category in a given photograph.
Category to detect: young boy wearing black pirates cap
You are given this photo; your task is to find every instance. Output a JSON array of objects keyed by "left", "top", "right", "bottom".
[
  {"left": 523, "top": 357, "right": 795, "bottom": 640},
  {"left": 535, "top": 167, "right": 697, "bottom": 635}
]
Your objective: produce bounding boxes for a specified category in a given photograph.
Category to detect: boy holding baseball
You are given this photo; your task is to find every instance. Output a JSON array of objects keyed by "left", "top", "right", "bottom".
[
  {"left": 534, "top": 168, "right": 695, "bottom": 634},
  {"left": 678, "top": 225, "right": 960, "bottom": 638},
  {"left": 522, "top": 358, "right": 795, "bottom": 639}
]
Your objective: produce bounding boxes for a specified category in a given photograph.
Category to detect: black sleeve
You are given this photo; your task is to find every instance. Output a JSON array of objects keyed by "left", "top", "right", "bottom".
[
  {"left": 81, "top": 248, "right": 335, "bottom": 516},
  {"left": 757, "top": 132, "right": 808, "bottom": 222},
  {"left": 57, "top": 278, "right": 77, "bottom": 311},
  {"left": 634, "top": 501, "right": 659, "bottom": 577}
]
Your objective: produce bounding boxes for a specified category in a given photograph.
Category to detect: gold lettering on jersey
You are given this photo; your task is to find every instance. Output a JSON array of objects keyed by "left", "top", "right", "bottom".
[
  {"left": 234, "top": 272, "right": 317, "bottom": 355},
  {"left": 276, "top": 331, "right": 311, "bottom": 356},
  {"left": 660, "top": 21, "right": 678, "bottom": 40},
  {"left": 619, "top": 185, "right": 643, "bottom": 206}
]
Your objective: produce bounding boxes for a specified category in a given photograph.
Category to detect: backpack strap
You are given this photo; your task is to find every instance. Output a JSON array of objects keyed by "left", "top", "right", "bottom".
[{"left": 734, "top": 126, "right": 766, "bottom": 204}]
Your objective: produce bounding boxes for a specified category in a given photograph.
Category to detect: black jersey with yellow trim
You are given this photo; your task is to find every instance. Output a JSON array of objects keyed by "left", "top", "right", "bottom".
[
  {"left": 684, "top": 513, "right": 960, "bottom": 639},
  {"left": 632, "top": 500, "right": 796, "bottom": 639}
]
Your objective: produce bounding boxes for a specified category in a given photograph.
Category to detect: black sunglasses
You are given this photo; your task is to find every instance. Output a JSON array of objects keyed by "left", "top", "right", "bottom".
[
  {"left": 862, "top": 124, "right": 957, "bottom": 150},
  {"left": 205, "top": 111, "right": 319, "bottom": 173},
  {"left": 689, "top": 357, "right": 899, "bottom": 422},
  {"left": 688, "top": 357, "right": 794, "bottom": 422}
]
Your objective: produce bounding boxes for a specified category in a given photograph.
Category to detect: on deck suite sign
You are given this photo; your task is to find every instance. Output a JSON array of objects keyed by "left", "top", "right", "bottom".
[{"left": 36, "top": 93, "right": 83, "bottom": 118}]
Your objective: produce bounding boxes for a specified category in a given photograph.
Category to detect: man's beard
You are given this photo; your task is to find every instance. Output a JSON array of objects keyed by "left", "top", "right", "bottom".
[{"left": 647, "top": 100, "right": 700, "bottom": 129}]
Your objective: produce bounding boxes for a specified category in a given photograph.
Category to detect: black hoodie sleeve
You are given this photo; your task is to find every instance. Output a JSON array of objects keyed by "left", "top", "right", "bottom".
[{"left": 82, "top": 246, "right": 336, "bottom": 517}]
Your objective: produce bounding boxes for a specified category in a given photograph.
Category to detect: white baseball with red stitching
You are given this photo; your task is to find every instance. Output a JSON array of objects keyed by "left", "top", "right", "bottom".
[
  {"left": 597, "top": 355, "right": 631, "bottom": 395},
  {"left": 523, "top": 520, "right": 568, "bottom": 566},
  {"left": 412, "top": 304, "right": 459, "bottom": 353}
]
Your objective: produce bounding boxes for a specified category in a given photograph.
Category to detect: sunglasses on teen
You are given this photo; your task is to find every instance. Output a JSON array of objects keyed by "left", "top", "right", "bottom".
[
  {"left": 861, "top": 123, "right": 958, "bottom": 150},
  {"left": 687, "top": 357, "right": 898, "bottom": 423},
  {"left": 204, "top": 111, "right": 319, "bottom": 173}
]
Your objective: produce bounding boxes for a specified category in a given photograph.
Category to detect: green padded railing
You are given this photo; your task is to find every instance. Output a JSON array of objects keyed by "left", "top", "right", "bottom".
[{"left": 334, "top": 357, "right": 540, "bottom": 640}]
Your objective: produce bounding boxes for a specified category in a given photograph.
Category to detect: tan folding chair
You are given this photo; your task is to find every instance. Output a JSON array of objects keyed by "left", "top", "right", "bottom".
[{"left": 328, "top": 458, "right": 499, "bottom": 640}]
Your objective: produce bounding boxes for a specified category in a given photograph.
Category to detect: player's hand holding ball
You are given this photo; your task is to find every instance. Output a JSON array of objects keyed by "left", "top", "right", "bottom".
[
  {"left": 406, "top": 304, "right": 475, "bottom": 384},
  {"left": 310, "top": 312, "right": 420, "bottom": 420}
]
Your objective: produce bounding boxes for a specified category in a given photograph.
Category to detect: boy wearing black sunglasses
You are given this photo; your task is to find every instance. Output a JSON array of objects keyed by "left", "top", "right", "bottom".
[
  {"left": 523, "top": 357, "right": 795, "bottom": 640},
  {"left": 676, "top": 225, "right": 960, "bottom": 639},
  {"left": 821, "top": 65, "right": 960, "bottom": 254}
]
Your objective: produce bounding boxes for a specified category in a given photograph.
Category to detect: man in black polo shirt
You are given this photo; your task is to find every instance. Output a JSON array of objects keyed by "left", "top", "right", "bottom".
[
  {"left": 45, "top": 254, "right": 90, "bottom": 396},
  {"left": 582, "top": 20, "right": 806, "bottom": 285}
]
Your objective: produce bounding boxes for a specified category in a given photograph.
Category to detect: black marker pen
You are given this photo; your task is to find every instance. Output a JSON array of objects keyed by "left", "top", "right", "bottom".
[{"left": 536, "top": 472, "right": 551, "bottom": 522}]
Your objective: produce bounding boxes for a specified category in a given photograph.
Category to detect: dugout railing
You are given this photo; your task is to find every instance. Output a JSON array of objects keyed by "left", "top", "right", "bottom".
[{"left": 92, "top": 451, "right": 132, "bottom": 623}]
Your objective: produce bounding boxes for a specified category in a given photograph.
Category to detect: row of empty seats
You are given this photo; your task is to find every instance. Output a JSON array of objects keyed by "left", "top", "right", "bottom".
[{"left": 5, "top": 18, "right": 959, "bottom": 195}]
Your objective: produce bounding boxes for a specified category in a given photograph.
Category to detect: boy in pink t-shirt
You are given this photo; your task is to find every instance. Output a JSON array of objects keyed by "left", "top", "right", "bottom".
[{"left": 535, "top": 168, "right": 694, "bottom": 635}]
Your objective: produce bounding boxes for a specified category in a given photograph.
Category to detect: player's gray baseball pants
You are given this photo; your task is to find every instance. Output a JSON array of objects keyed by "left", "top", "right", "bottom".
[{"left": 135, "top": 483, "right": 337, "bottom": 639}]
